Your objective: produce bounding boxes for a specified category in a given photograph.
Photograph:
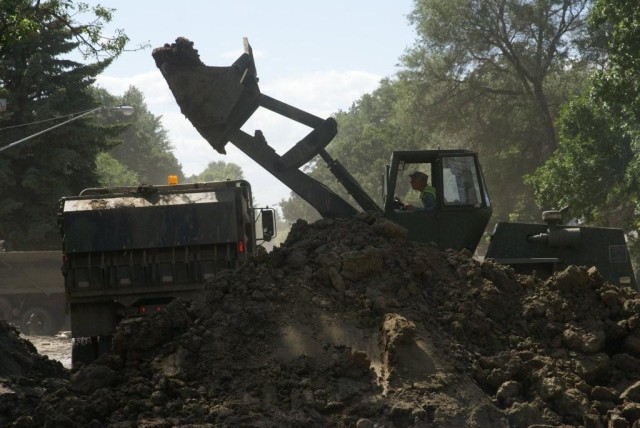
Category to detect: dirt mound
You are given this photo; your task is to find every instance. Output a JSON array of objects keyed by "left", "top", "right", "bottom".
[
  {"left": 2, "top": 213, "right": 640, "bottom": 427},
  {"left": 0, "top": 321, "right": 67, "bottom": 426}
]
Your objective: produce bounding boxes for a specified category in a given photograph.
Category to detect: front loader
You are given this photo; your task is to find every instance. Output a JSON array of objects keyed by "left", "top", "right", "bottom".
[
  {"left": 152, "top": 38, "right": 492, "bottom": 252},
  {"left": 152, "top": 37, "right": 636, "bottom": 290}
]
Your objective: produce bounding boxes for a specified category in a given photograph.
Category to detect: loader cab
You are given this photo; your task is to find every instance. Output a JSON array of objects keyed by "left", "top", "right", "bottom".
[{"left": 383, "top": 150, "right": 492, "bottom": 252}]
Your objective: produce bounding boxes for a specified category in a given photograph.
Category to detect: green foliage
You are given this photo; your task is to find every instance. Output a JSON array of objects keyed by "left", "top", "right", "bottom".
[
  {"left": 0, "top": 0, "right": 129, "bottom": 249},
  {"left": 280, "top": 79, "right": 413, "bottom": 223},
  {"left": 401, "top": 0, "right": 594, "bottom": 221},
  {"left": 280, "top": 0, "right": 593, "bottom": 225},
  {"left": 279, "top": 195, "right": 321, "bottom": 224},
  {"left": 588, "top": 0, "right": 640, "bottom": 125},
  {"left": 528, "top": 0, "right": 640, "bottom": 237},
  {"left": 0, "top": 0, "right": 38, "bottom": 47},
  {"left": 107, "top": 86, "right": 184, "bottom": 186},
  {"left": 95, "top": 152, "right": 139, "bottom": 186},
  {"left": 527, "top": 88, "right": 636, "bottom": 226},
  {"left": 191, "top": 160, "right": 243, "bottom": 183}
]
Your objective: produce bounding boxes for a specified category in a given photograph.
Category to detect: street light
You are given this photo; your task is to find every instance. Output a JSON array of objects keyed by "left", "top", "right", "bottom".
[{"left": 0, "top": 105, "right": 135, "bottom": 153}]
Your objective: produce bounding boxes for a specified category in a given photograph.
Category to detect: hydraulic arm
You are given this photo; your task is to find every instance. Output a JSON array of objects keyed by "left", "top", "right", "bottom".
[{"left": 152, "top": 37, "right": 380, "bottom": 218}]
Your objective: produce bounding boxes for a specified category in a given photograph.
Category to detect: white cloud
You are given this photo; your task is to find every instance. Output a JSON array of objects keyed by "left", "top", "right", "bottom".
[
  {"left": 265, "top": 70, "right": 381, "bottom": 116},
  {"left": 95, "top": 68, "right": 382, "bottom": 206}
]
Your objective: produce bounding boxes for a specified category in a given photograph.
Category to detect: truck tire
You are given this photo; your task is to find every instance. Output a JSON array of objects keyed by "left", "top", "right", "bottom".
[
  {"left": 19, "top": 306, "right": 55, "bottom": 336},
  {"left": 72, "top": 337, "right": 98, "bottom": 367}
]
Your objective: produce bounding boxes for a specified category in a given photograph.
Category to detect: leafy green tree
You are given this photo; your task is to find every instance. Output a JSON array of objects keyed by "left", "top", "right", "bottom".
[
  {"left": 0, "top": 0, "right": 129, "bottom": 249},
  {"left": 527, "top": 0, "right": 640, "bottom": 240},
  {"left": 279, "top": 194, "right": 321, "bottom": 224},
  {"left": 279, "top": 0, "right": 595, "bottom": 224},
  {"left": 279, "top": 79, "right": 409, "bottom": 222},
  {"left": 399, "top": 0, "right": 594, "bottom": 221},
  {"left": 109, "top": 86, "right": 184, "bottom": 185},
  {"left": 191, "top": 160, "right": 243, "bottom": 182},
  {"left": 590, "top": 0, "right": 640, "bottom": 106},
  {"left": 528, "top": 91, "right": 635, "bottom": 225},
  {"left": 95, "top": 152, "right": 139, "bottom": 186},
  {"left": 408, "top": 0, "right": 591, "bottom": 157}
]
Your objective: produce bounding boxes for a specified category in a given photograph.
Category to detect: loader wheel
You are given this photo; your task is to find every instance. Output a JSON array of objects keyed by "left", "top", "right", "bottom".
[{"left": 19, "top": 306, "right": 55, "bottom": 336}]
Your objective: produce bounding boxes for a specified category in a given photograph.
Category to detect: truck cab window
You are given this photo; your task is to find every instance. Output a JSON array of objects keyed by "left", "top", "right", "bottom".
[
  {"left": 442, "top": 156, "right": 482, "bottom": 207},
  {"left": 395, "top": 163, "right": 435, "bottom": 210}
]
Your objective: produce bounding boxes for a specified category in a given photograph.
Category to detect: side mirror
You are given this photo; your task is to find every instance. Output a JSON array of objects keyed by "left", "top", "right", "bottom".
[{"left": 261, "top": 209, "right": 276, "bottom": 241}]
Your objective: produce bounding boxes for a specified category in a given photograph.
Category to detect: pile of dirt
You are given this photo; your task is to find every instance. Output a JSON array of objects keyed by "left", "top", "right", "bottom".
[
  {"left": 2, "top": 213, "right": 640, "bottom": 427},
  {"left": 0, "top": 321, "right": 67, "bottom": 426}
]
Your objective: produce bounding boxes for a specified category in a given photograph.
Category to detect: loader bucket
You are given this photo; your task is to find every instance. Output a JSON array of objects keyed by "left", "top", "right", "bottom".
[{"left": 152, "top": 37, "right": 260, "bottom": 154}]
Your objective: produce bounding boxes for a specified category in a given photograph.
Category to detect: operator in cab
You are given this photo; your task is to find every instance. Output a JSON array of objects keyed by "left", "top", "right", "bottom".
[{"left": 404, "top": 171, "right": 436, "bottom": 211}]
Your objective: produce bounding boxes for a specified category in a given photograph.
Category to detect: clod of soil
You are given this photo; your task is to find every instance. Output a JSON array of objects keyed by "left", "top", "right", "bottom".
[{"left": 1, "top": 213, "right": 640, "bottom": 427}]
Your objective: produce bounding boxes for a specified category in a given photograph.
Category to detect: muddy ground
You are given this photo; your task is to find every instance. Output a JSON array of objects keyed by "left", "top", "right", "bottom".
[
  {"left": 23, "top": 333, "right": 72, "bottom": 369},
  {"left": 1, "top": 213, "right": 640, "bottom": 427}
]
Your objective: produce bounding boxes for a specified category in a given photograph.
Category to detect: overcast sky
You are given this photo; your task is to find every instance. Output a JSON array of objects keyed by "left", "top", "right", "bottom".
[{"left": 87, "top": 1, "right": 416, "bottom": 208}]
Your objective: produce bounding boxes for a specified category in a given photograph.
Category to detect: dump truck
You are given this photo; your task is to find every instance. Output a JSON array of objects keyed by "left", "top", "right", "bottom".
[
  {"left": 59, "top": 179, "right": 275, "bottom": 364},
  {"left": 152, "top": 37, "right": 637, "bottom": 291},
  {"left": 0, "top": 249, "right": 67, "bottom": 335}
]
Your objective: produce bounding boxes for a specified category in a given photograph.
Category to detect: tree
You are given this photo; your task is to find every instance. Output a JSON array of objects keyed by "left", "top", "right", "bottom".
[
  {"left": 109, "top": 86, "right": 184, "bottom": 185},
  {"left": 0, "top": 0, "right": 130, "bottom": 249},
  {"left": 527, "top": 0, "right": 640, "bottom": 232},
  {"left": 528, "top": 91, "right": 635, "bottom": 226},
  {"left": 281, "top": 0, "right": 595, "bottom": 224},
  {"left": 398, "top": 0, "right": 594, "bottom": 221},
  {"left": 191, "top": 161, "right": 243, "bottom": 182},
  {"left": 279, "top": 1, "right": 598, "bottom": 226},
  {"left": 95, "top": 152, "right": 139, "bottom": 186},
  {"left": 279, "top": 79, "right": 409, "bottom": 223},
  {"left": 408, "top": 0, "right": 591, "bottom": 156}
]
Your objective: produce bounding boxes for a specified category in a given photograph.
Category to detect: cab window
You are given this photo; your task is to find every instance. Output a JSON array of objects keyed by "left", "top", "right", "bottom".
[
  {"left": 394, "top": 162, "right": 434, "bottom": 208},
  {"left": 442, "top": 156, "right": 481, "bottom": 207}
]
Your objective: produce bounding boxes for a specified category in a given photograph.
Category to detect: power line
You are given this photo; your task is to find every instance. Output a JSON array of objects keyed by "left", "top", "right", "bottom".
[
  {"left": 0, "top": 108, "right": 99, "bottom": 132},
  {"left": 0, "top": 106, "right": 134, "bottom": 153}
]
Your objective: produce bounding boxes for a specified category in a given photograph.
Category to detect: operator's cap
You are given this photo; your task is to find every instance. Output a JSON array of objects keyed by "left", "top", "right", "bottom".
[{"left": 409, "top": 171, "right": 428, "bottom": 180}]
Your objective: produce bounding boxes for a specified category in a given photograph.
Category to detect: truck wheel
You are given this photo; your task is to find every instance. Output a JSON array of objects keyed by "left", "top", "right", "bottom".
[
  {"left": 19, "top": 307, "right": 55, "bottom": 336},
  {"left": 72, "top": 337, "right": 98, "bottom": 367}
]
